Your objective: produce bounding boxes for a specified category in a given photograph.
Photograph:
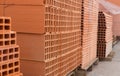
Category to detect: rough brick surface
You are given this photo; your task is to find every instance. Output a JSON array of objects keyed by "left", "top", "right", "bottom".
[
  {"left": 113, "top": 14, "right": 120, "bottom": 36},
  {"left": 4, "top": 0, "right": 44, "bottom": 5},
  {"left": 0, "top": 17, "right": 22, "bottom": 76},
  {"left": 81, "top": 0, "right": 98, "bottom": 69},
  {"left": 17, "top": 0, "right": 82, "bottom": 76},
  {"left": 97, "top": 12, "right": 113, "bottom": 58},
  {"left": 5, "top": 5, "right": 45, "bottom": 34},
  {"left": 0, "top": 5, "right": 4, "bottom": 16},
  {"left": 0, "top": 0, "right": 4, "bottom": 4}
]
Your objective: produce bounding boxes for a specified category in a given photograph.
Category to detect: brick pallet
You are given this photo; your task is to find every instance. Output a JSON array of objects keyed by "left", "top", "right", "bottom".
[
  {"left": 81, "top": 0, "right": 98, "bottom": 69},
  {"left": 113, "top": 14, "right": 120, "bottom": 36},
  {"left": 0, "top": 0, "right": 82, "bottom": 76},
  {"left": 0, "top": 17, "right": 22, "bottom": 76},
  {"left": 97, "top": 11, "right": 113, "bottom": 59}
]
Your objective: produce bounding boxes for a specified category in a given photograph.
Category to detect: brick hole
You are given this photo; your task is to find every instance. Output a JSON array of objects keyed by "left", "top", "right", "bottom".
[
  {"left": 11, "top": 40, "right": 15, "bottom": 44},
  {"left": 4, "top": 26, "right": 10, "bottom": 30},
  {"left": 0, "top": 41, "right": 3, "bottom": 46},
  {"left": 0, "top": 34, "right": 3, "bottom": 39},
  {"left": 15, "top": 68, "right": 19, "bottom": 72},
  {"left": 0, "top": 66, "right": 1, "bottom": 70},
  {"left": 14, "top": 54, "right": 19, "bottom": 58},
  {"left": 0, "top": 19, "right": 3, "bottom": 23},
  {"left": 15, "top": 48, "right": 19, "bottom": 52},
  {"left": 9, "top": 48, "right": 13, "bottom": 53},
  {"left": 5, "top": 34, "right": 9, "bottom": 39},
  {"left": 15, "top": 62, "right": 19, "bottom": 66},
  {"left": 3, "top": 49, "right": 8, "bottom": 54},
  {"left": 9, "top": 63, "right": 13, "bottom": 68},
  {"left": 9, "top": 69, "right": 13, "bottom": 74},
  {"left": 2, "top": 71, "right": 7, "bottom": 76},
  {"left": 9, "top": 55, "right": 13, "bottom": 59},
  {"left": 2, "top": 64, "right": 7, "bottom": 69},
  {"left": 5, "top": 41, "right": 9, "bottom": 45},
  {"left": 0, "top": 26, "right": 3, "bottom": 30},
  {"left": 3, "top": 56, "right": 8, "bottom": 61},
  {"left": 11, "top": 34, "right": 15, "bottom": 38},
  {"left": 0, "top": 50, "right": 1, "bottom": 55},
  {"left": 5, "top": 19, "right": 10, "bottom": 24}
]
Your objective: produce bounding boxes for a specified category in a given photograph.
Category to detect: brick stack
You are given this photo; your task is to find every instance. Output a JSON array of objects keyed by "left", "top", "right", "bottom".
[
  {"left": 113, "top": 14, "right": 120, "bottom": 36},
  {"left": 0, "top": 0, "right": 82, "bottom": 76},
  {"left": 97, "top": 11, "right": 113, "bottom": 58},
  {"left": 0, "top": 0, "right": 45, "bottom": 34},
  {"left": 0, "top": 17, "right": 22, "bottom": 76},
  {"left": 81, "top": 0, "right": 98, "bottom": 69}
]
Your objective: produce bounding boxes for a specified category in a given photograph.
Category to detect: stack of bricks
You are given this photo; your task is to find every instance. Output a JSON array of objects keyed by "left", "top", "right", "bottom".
[
  {"left": 97, "top": 11, "right": 113, "bottom": 59},
  {"left": 0, "top": 17, "right": 22, "bottom": 76},
  {"left": 113, "top": 14, "right": 120, "bottom": 36},
  {"left": 0, "top": 0, "right": 82, "bottom": 76},
  {"left": 81, "top": 0, "right": 98, "bottom": 69}
]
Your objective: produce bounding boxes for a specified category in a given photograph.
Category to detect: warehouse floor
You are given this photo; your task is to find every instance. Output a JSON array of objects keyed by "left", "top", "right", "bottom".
[{"left": 87, "top": 41, "right": 120, "bottom": 76}]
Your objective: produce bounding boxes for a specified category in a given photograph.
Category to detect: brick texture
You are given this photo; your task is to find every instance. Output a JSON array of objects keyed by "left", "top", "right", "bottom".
[
  {"left": 81, "top": 0, "right": 98, "bottom": 69},
  {"left": 97, "top": 11, "right": 113, "bottom": 58},
  {"left": 0, "top": 0, "right": 100, "bottom": 76},
  {"left": 12, "top": 0, "right": 82, "bottom": 76},
  {"left": 0, "top": 17, "right": 22, "bottom": 76},
  {"left": 4, "top": 5, "right": 45, "bottom": 34},
  {"left": 113, "top": 14, "right": 120, "bottom": 36},
  {"left": 4, "top": 0, "right": 44, "bottom": 5},
  {"left": 0, "top": 5, "right": 4, "bottom": 17}
]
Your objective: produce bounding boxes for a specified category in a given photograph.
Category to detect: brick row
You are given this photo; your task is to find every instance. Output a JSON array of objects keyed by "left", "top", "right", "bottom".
[
  {"left": 6, "top": 0, "right": 81, "bottom": 76},
  {"left": 0, "top": 17, "right": 22, "bottom": 76},
  {"left": 81, "top": 0, "right": 98, "bottom": 69},
  {"left": 97, "top": 11, "right": 113, "bottom": 58}
]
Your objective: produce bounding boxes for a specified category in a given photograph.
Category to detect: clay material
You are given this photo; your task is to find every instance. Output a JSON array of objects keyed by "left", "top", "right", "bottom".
[
  {"left": 17, "top": 33, "right": 45, "bottom": 61},
  {"left": 0, "top": 17, "right": 22, "bottom": 76},
  {"left": 81, "top": 0, "right": 98, "bottom": 69},
  {"left": 4, "top": 5, "right": 45, "bottom": 34},
  {"left": 5, "top": 0, "right": 44, "bottom": 5}
]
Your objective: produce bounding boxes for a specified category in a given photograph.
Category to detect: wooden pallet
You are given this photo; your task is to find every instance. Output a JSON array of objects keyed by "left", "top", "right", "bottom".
[{"left": 75, "top": 58, "right": 99, "bottom": 76}]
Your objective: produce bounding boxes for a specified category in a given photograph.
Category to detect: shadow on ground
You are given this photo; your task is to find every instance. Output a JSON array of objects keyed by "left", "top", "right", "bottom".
[{"left": 87, "top": 41, "right": 120, "bottom": 76}]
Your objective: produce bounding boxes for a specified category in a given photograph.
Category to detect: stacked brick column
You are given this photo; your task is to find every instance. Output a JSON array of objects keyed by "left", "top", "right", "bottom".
[
  {"left": 97, "top": 11, "right": 113, "bottom": 58},
  {"left": 0, "top": 0, "right": 82, "bottom": 76},
  {"left": 0, "top": 17, "right": 22, "bottom": 76},
  {"left": 81, "top": 0, "right": 98, "bottom": 69},
  {"left": 113, "top": 14, "right": 120, "bottom": 36}
]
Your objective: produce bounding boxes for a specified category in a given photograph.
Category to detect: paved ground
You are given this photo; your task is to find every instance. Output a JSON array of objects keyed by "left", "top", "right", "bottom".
[{"left": 87, "top": 41, "right": 120, "bottom": 76}]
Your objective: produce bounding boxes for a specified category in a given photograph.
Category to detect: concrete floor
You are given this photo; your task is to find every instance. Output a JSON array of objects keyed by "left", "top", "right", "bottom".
[{"left": 87, "top": 41, "right": 120, "bottom": 76}]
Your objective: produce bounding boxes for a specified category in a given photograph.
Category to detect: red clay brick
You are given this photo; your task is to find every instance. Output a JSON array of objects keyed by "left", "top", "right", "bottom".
[
  {"left": 113, "top": 14, "right": 120, "bottom": 36},
  {"left": 0, "top": 0, "right": 4, "bottom": 4},
  {"left": 17, "top": 33, "right": 45, "bottom": 61},
  {"left": 0, "top": 17, "right": 22, "bottom": 76},
  {"left": 5, "top": 0, "right": 44, "bottom": 5},
  {"left": 81, "top": 0, "right": 98, "bottom": 69},
  {"left": 4, "top": 5, "right": 45, "bottom": 34},
  {"left": 0, "top": 5, "right": 4, "bottom": 16},
  {"left": 1, "top": 0, "right": 82, "bottom": 76},
  {"left": 97, "top": 12, "right": 113, "bottom": 58},
  {"left": 21, "top": 60, "right": 45, "bottom": 76}
]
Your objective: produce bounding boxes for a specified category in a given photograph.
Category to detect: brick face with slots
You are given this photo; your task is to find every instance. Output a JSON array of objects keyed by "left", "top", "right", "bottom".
[
  {"left": 6, "top": 0, "right": 82, "bottom": 76},
  {"left": 0, "top": 17, "right": 22, "bottom": 76},
  {"left": 0, "top": 0, "right": 99, "bottom": 76},
  {"left": 97, "top": 12, "right": 113, "bottom": 58},
  {"left": 81, "top": 0, "right": 98, "bottom": 69}
]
